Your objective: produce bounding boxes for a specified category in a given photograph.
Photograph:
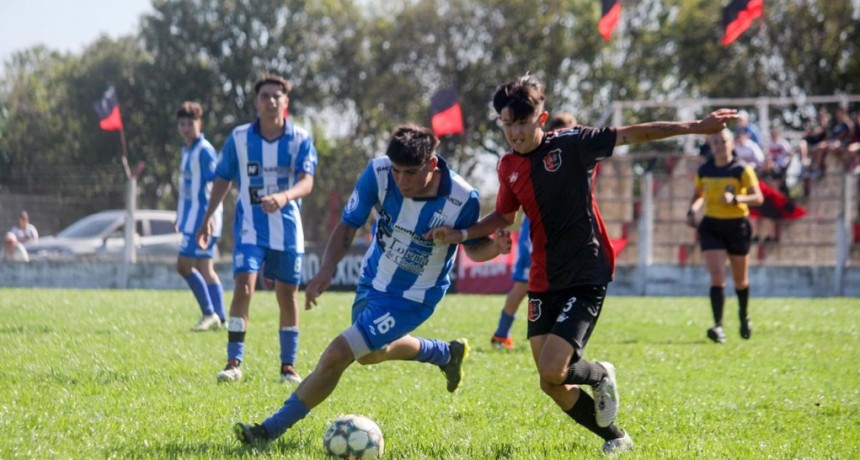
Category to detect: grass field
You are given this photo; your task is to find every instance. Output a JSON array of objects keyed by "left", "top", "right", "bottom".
[{"left": 1, "top": 288, "right": 858, "bottom": 459}]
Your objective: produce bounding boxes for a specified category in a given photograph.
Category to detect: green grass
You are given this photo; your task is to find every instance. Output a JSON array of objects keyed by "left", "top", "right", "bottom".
[{"left": 0, "top": 288, "right": 858, "bottom": 459}]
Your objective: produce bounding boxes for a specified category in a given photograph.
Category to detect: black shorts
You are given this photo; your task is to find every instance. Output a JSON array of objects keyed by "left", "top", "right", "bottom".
[
  {"left": 527, "top": 284, "right": 607, "bottom": 362},
  {"left": 699, "top": 216, "right": 752, "bottom": 256}
]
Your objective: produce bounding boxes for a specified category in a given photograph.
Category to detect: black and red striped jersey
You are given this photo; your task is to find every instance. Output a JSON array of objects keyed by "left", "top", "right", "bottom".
[{"left": 496, "top": 126, "right": 617, "bottom": 292}]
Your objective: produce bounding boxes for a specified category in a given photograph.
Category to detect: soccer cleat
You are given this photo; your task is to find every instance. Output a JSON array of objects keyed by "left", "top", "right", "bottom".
[
  {"left": 740, "top": 319, "right": 752, "bottom": 339},
  {"left": 491, "top": 335, "right": 514, "bottom": 350},
  {"left": 192, "top": 313, "right": 222, "bottom": 332},
  {"left": 593, "top": 361, "right": 620, "bottom": 428},
  {"left": 280, "top": 364, "right": 303, "bottom": 384},
  {"left": 707, "top": 325, "right": 726, "bottom": 343},
  {"left": 440, "top": 338, "right": 470, "bottom": 393},
  {"left": 601, "top": 431, "right": 633, "bottom": 455},
  {"left": 234, "top": 422, "right": 269, "bottom": 444},
  {"left": 217, "top": 360, "right": 242, "bottom": 382}
]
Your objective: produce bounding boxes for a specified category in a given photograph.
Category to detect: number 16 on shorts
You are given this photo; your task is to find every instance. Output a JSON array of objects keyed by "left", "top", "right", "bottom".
[{"left": 372, "top": 312, "right": 396, "bottom": 335}]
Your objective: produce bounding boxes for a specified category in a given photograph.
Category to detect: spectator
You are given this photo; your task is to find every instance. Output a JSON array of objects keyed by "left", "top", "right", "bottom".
[
  {"left": 2, "top": 232, "right": 29, "bottom": 262},
  {"left": 736, "top": 110, "right": 763, "bottom": 147},
  {"left": 9, "top": 210, "right": 38, "bottom": 245},
  {"left": 829, "top": 107, "right": 856, "bottom": 171},
  {"left": 800, "top": 108, "right": 832, "bottom": 177},
  {"left": 733, "top": 129, "right": 765, "bottom": 170}
]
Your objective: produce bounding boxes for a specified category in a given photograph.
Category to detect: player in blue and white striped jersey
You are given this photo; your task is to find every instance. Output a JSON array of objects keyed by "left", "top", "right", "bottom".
[
  {"left": 197, "top": 75, "right": 317, "bottom": 384},
  {"left": 174, "top": 102, "right": 225, "bottom": 333},
  {"left": 233, "top": 124, "right": 512, "bottom": 445}
]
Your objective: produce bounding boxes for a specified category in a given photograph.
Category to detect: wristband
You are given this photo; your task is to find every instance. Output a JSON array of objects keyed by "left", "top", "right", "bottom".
[
  {"left": 460, "top": 228, "right": 469, "bottom": 242},
  {"left": 687, "top": 210, "right": 694, "bottom": 217},
  {"left": 731, "top": 195, "right": 738, "bottom": 205}
]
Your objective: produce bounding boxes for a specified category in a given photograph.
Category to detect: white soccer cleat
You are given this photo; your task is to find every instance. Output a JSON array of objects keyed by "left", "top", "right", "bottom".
[
  {"left": 593, "top": 361, "right": 620, "bottom": 428},
  {"left": 217, "top": 363, "right": 242, "bottom": 382},
  {"left": 280, "top": 364, "right": 303, "bottom": 384},
  {"left": 192, "top": 313, "right": 221, "bottom": 332},
  {"left": 602, "top": 431, "right": 633, "bottom": 455}
]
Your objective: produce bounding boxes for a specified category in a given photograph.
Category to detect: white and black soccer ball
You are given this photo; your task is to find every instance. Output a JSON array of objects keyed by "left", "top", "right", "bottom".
[{"left": 323, "top": 414, "right": 384, "bottom": 459}]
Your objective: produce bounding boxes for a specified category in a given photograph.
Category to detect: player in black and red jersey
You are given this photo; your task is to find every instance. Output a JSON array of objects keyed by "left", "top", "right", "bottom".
[{"left": 429, "top": 74, "right": 736, "bottom": 455}]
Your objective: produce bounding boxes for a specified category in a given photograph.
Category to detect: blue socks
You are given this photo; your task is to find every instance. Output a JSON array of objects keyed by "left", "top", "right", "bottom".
[
  {"left": 413, "top": 338, "right": 451, "bottom": 366},
  {"left": 207, "top": 283, "right": 225, "bottom": 322},
  {"left": 227, "top": 341, "right": 245, "bottom": 364},
  {"left": 183, "top": 272, "right": 213, "bottom": 315},
  {"left": 494, "top": 310, "right": 516, "bottom": 338},
  {"left": 280, "top": 327, "right": 299, "bottom": 365},
  {"left": 262, "top": 393, "right": 310, "bottom": 439}
]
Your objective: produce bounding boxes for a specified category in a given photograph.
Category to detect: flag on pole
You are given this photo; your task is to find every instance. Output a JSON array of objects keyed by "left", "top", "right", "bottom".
[
  {"left": 721, "top": 0, "right": 763, "bottom": 46},
  {"left": 598, "top": 0, "right": 622, "bottom": 41},
  {"left": 93, "top": 85, "right": 124, "bottom": 131},
  {"left": 430, "top": 86, "right": 464, "bottom": 137}
]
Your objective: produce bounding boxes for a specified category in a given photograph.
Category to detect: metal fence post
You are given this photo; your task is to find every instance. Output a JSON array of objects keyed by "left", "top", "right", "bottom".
[
  {"left": 835, "top": 173, "right": 856, "bottom": 296},
  {"left": 637, "top": 172, "right": 654, "bottom": 295}
]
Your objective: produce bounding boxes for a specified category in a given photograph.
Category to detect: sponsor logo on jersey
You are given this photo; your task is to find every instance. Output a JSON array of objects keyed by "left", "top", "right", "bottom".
[
  {"left": 508, "top": 172, "right": 519, "bottom": 184},
  {"left": 447, "top": 196, "right": 463, "bottom": 206},
  {"left": 528, "top": 298, "right": 542, "bottom": 322},
  {"left": 543, "top": 148, "right": 562, "bottom": 172}
]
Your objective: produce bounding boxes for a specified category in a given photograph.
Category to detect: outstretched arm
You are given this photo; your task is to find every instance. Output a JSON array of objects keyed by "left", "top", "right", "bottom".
[
  {"left": 425, "top": 210, "right": 517, "bottom": 244},
  {"left": 461, "top": 228, "right": 512, "bottom": 262},
  {"left": 305, "top": 221, "right": 357, "bottom": 309},
  {"left": 615, "top": 109, "right": 738, "bottom": 146}
]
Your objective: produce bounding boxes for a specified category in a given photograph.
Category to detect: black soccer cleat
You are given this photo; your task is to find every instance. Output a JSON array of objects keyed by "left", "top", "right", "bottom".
[
  {"left": 439, "top": 338, "right": 470, "bottom": 392},
  {"left": 707, "top": 325, "right": 726, "bottom": 343},
  {"left": 234, "top": 422, "right": 269, "bottom": 445},
  {"left": 740, "top": 318, "right": 752, "bottom": 339}
]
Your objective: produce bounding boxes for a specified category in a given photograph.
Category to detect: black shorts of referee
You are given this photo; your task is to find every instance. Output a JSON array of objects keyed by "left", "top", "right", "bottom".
[{"left": 698, "top": 216, "right": 752, "bottom": 256}]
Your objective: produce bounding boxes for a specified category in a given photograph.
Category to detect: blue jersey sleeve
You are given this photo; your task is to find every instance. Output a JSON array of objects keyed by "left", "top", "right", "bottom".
[
  {"left": 296, "top": 136, "right": 318, "bottom": 176},
  {"left": 215, "top": 135, "right": 238, "bottom": 181},
  {"left": 342, "top": 162, "right": 379, "bottom": 229},
  {"left": 200, "top": 145, "right": 218, "bottom": 182},
  {"left": 454, "top": 190, "right": 482, "bottom": 247}
]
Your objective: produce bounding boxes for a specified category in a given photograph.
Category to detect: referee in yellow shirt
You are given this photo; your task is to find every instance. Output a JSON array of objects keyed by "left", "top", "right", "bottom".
[{"left": 687, "top": 129, "right": 764, "bottom": 343}]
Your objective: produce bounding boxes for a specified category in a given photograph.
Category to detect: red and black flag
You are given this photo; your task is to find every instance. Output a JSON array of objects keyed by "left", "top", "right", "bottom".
[
  {"left": 598, "top": 0, "right": 621, "bottom": 41},
  {"left": 93, "top": 85, "right": 124, "bottom": 131},
  {"left": 430, "top": 86, "right": 464, "bottom": 137},
  {"left": 721, "top": 0, "right": 763, "bottom": 46}
]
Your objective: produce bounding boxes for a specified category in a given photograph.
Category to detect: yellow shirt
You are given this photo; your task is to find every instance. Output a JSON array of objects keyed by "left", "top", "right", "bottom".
[{"left": 694, "top": 157, "right": 759, "bottom": 219}]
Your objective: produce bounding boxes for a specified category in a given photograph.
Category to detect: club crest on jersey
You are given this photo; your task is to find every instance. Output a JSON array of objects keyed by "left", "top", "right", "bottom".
[
  {"left": 428, "top": 210, "right": 448, "bottom": 229},
  {"left": 345, "top": 190, "right": 359, "bottom": 213},
  {"left": 528, "top": 298, "right": 542, "bottom": 322},
  {"left": 543, "top": 149, "right": 562, "bottom": 172},
  {"left": 247, "top": 162, "right": 260, "bottom": 176},
  {"left": 508, "top": 172, "right": 519, "bottom": 184}
]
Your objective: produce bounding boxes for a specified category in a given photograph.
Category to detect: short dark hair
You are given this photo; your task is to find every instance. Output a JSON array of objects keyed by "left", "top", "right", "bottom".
[
  {"left": 385, "top": 124, "right": 439, "bottom": 166},
  {"left": 176, "top": 101, "right": 203, "bottom": 120},
  {"left": 253, "top": 74, "right": 292, "bottom": 95},
  {"left": 548, "top": 112, "right": 577, "bottom": 130},
  {"left": 492, "top": 74, "right": 546, "bottom": 121}
]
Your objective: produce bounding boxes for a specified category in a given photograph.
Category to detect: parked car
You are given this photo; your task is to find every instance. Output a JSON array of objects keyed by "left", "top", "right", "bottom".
[{"left": 26, "top": 210, "right": 184, "bottom": 261}]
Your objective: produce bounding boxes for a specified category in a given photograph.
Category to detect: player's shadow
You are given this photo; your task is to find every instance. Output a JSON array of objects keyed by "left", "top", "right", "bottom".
[
  {"left": 617, "top": 338, "right": 704, "bottom": 345},
  {"left": 124, "top": 439, "right": 305, "bottom": 458}
]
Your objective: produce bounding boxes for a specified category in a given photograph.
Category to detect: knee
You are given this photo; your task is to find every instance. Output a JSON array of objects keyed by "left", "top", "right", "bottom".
[
  {"left": 319, "top": 341, "right": 355, "bottom": 372},
  {"left": 176, "top": 262, "right": 191, "bottom": 276},
  {"left": 537, "top": 362, "right": 567, "bottom": 386}
]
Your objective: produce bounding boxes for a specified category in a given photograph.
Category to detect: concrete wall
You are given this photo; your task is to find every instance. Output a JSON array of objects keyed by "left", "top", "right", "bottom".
[{"left": 1, "top": 261, "right": 858, "bottom": 297}]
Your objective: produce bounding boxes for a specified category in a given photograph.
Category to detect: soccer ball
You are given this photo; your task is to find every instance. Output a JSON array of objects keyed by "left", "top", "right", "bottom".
[{"left": 323, "top": 414, "right": 384, "bottom": 459}]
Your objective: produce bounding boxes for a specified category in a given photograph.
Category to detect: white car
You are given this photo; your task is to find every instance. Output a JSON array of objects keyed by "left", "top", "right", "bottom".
[{"left": 26, "top": 210, "right": 184, "bottom": 261}]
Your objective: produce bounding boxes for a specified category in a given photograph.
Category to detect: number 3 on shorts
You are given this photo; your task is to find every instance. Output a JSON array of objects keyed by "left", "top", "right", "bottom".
[{"left": 373, "top": 312, "right": 396, "bottom": 334}]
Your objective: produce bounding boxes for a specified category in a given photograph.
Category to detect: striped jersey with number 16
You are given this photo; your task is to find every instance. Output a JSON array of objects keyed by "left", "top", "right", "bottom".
[
  {"left": 176, "top": 134, "right": 222, "bottom": 237},
  {"left": 215, "top": 120, "right": 318, "bottom": 252},
  {"left": 342, "top": 156, "right": 480, "bottom": 306}
]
